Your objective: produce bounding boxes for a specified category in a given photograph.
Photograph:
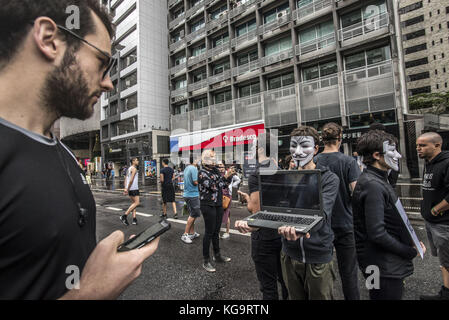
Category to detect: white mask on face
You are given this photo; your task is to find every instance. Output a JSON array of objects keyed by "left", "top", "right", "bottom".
[
  {"left": 290, "top": 136, "right": 315, "bottom": 168},
  {"left": 383, "top": 141, "right": 402, "bottom": 172}
]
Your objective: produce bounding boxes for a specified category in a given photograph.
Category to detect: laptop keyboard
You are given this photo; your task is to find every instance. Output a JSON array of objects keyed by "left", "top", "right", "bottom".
[{"left": 252, "top": 213, "right": 316, "bottom": 225}]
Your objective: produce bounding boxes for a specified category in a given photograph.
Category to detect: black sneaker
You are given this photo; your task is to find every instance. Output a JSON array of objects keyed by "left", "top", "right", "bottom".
[
  {"left": 420, "top": 286, "right": 449, "bottom": 300},
  {"left": 160, "top": 213, "right": 167, "bottom": 219},
  {"left": 212, "top": 254, "right": 231, "bottom": 263},
  {"left": 174, "top": 213, "right": 178, "bottom": 219},
  {"left": 132, "top": 218, "right": 138, "bottom": 225},
  {"left": 120, "top": 215, "right": 129, "bottom": 226}
]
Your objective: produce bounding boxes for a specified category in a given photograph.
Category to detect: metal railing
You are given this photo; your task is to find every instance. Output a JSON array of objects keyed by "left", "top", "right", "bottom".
[
  {"left": 168, "top": 0, "right": 182, "bottom": 9},
  {"left": 295, "top": 33, "right": 335, "bottom": 56},
  {"left": 169, "top": 13, "right": 185, "bottom": 30},
  {"left": 185, "top": 27, "right": 206, "bottom": 43},
  {"left": 260, "top": 48, "right": 294, "bottom": 67},
  {"left": 231, "top": 28, "right": 258, "bottom": 48},
  {"left": 207, "top": 12, "right": 228, "bottom": 31},
  {"left": 187, "top": 52, "right": 207, "bottom": 66},
  {"left": 229, "top": 0, "right": 262, "bottom": 18},
  {"left": 235, "top": 94, "right": 263, "bottom": 124},
  {"left": 293, "top": 0, "right": 332, "bottom": 22},
  {"left": 232, "top": 59, "right": 260, "bottom": 77},
  {"left": 190, "top": 107, "right": 210, "bottom": 131},
  {"left": 343, "top": 60, "right": 396, "bottom": 115},
  {"left": 210, "top": 102, "right": 234, "bottom": 127},
  {"left": 208, "top": 70, "right": 231, "bottom": 85},
  {"left": 170, "top": 87, "right": 187, "bottom": 98},
  {"left": 259, "top": 11, "right": 292, "bottom": 35},
  {"left": 169, "top": 38, "right": 186, "bottom": 52},
  {"left": 188, "top": 79, "right": 208, "bottom": 92},
  {"left": 300, "top": 75, "right": 340, "bottom": 122},
  {"left": 338, "top": 12, "right": 389, "bottom": 42},
  {"left": 171, "top": 112, "right": 189, "bottom": 131},
  {"left": 185, "top": 0, "right": 205, "bottom": 19},
  {"left": 207, "top": 42, "right": 230, "bottom": 58},
  {"left": 170, "top": 63, "right": 187, "bottom": 75},
  {"left": 264, "top": 85, "right": 297, "bottom": 127}
]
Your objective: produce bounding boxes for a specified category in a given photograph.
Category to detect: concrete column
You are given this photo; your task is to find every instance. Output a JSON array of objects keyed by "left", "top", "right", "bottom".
[{"left": 332, "top": 5, "right": 347, "bottom": 128}]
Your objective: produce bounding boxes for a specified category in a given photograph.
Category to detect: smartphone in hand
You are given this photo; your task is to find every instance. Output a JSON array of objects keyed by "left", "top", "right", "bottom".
[{"left": 117, "top": 220, "right": 171, "bottom": 252}]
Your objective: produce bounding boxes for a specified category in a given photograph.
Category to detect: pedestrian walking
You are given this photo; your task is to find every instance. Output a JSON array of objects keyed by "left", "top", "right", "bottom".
[
  {"left": 235, "top": 132, "right": 289, "bottom": 300},
  {"left": 198, "top": 150, "right": 233, "bottom": 273},
  {"left": 181, "top": 154, "right": 201, "bottom": 244},
  {"left": 160, "top": 159, "right": 178, "bottom": 219},
  {"left": 220, "top": 164, "right": 237, "bottom": 240},
  {"left": 352, "top": 130, "right": 425, "bottom": 300},
  {"left": 120, "top": 157, "right": 140, "bottom": 226},
  {"left": 416, "top": 132, "right": 449, "bottom": 300},
  {"left": 315, "top": 123, "right": 361, "bottom": 300},
  {"left": 0, "top": 1, "right": 159, "bottom": 299}
]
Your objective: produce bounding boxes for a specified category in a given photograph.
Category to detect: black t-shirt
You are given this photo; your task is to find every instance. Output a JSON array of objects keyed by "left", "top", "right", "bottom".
[
  {"left": 248, "top": 159, "right": 281, "bottom": 241},
  {"left": 161, "top": 166, "right": 174, "bottom": 187},
  {"left": 0, "top": 118, "right": 96, "bottom": 299},
  {"left": 315, "top": 152, "right": 361, "bottom": 232}
]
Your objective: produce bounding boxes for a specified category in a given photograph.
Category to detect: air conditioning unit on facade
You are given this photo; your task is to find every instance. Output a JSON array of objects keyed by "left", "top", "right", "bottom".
[{"left": 346, "top": 73, "right": 358, "bottom": 82}]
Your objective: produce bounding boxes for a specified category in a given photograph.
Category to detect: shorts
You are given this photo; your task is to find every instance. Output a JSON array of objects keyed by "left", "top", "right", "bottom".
[
  {"left": 184, "top": 197, "right": 201, "bottom": 218},
  {"left": 426, "top": 221, "right": 449, "bottom": 268},
  {"left": 129, "top": 190, "right": 140, "bottom": 197},
  {"left": 162, "top": 184, "right": 175, "bottom": 203}
]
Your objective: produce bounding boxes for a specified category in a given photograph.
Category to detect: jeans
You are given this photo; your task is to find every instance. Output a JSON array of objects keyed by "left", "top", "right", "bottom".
[
  {"left": 251, "top": 238, "right": 288, "bottom": 300},
  {"left": 333, "top": 229, "right": 360, "bottom": 300},
  {"left": 201, "top": 205, "right": 224, "bottom": 260}
]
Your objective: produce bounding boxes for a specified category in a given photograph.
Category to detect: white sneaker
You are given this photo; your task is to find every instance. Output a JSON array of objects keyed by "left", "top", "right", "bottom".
[
  {"left": 188, "top": 232, "right": 200, "bottom": 239},
  {"left": 220, "top": 232, "right": 230, "bottom": 239},
  {"left": 181, "top": 234, "right": 193, "bottom": 244}
]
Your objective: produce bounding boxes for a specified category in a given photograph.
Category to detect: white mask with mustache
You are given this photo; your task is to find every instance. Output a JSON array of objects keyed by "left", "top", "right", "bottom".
[
  {"left": 383, "top": 141, "right": 401, "bottom": 172},
  {"left": 290, "top": 136, "right": 315, "bottom": 168}
]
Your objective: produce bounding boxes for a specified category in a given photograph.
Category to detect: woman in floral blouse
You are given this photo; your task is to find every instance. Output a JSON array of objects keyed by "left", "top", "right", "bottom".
[{"left": 198, "top": 149, "right": 233, "bottom": 273}]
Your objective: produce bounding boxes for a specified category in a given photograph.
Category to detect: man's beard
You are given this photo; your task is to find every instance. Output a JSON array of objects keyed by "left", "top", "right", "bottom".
[{"left": 40, "top": 48, "right": 96, "bottom": 120}]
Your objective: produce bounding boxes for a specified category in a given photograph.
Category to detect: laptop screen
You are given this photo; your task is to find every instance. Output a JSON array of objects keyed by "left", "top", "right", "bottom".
[{"left": 259, "top": 170, "right": 322, "bottom": 214}]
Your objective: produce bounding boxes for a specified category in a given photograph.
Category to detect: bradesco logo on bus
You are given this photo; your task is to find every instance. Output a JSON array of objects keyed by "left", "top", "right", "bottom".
[{"left": 173, "top": 122, "right": 265, "bottom": 151}]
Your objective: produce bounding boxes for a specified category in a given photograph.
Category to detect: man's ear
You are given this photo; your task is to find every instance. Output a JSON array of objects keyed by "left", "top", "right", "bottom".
[
  {"left": 31, "top": 17, "right": 61, "bottom": 62},
  {"left": 373, "top": 151, "right": 382, "bottom": 161},
  {"left": 314, "top": 145, "right": 319, "bottom": 155}
]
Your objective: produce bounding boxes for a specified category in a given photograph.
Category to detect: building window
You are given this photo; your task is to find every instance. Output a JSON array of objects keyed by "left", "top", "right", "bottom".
[
  {"left": 409, "top": 86, "right": 431, "bottom": 96},
  {"left": 191, "top": 43, "right": 206, "bottom": 57},
  {"left": 210, "top": 4, "right": 227, "bottom": 20},
  {"left": 403, "top": 29, "right": 426, "bottom": 41},
  {"left": 401, "top": 15, "right": 424, "bottom": 28},
  {"left": 102, "top": 125, "right": 108, "bottom": 139},
  {"left": 303, "top": 61, "right": 338, "bottom": 81},
  {"left": 157, "top": 136, "right": 170, "bottom": 155},
  {"left": 192, "top": 70, "right": 207, "bottom": 82},
  {"left": 121, "top": 71, "right": 137, "bottom": 90},
  {"left": 237, "top": 50, "right": 258, "bottom": 66},
  {"left": 407, "top": 71, "right": 430, "bottom": 82},
  {"left": 405, "top": 57, "right": 428, "bottom": 68},
  {"left": 212, "top": 60, "right": 230, "bottom": 75},
  {"left": 110, "top": 101, "right": 118, "bottom": 116},
  {"left": 122, "top": 94, "right": 137, "bottom": 112},
  {"left": 174, "top": 53, "right": 186, "bottom": 66},
  {"left": 238, "top": 82, "right": 260, "bottom": 98},
  {"left": 172, "top": 104, "right": 188, "bottom": 115},
  {"left": 214, "top": 90, "right": 232, "bottom": 104},
  {"left": 299, "top": 20, "right": 334, "bottom": 44},
  {"left": 236, "top": 19, "right": 257, "bottom": 37},
  {"left": 345, "top": 45, "right": 391, "bottom": 70},
  {"left": 264, "top": 36, "right": 292, "bottom": 57},
  {"left": 398, "top": 1, "right": 423, "bottom": 15},
  {"left": 212, "top": 33, "right": 229, "bottom": 47},
  {"left": 341, "top": 0, "right": 387, "bottom": 29},
  {"left": 121, "top": 49, "right": 137, "bottom": 69},
  {"left": 404, "top": 43, "right": 427, "bottom": 55},
  {"left": 192, "top": 97, "right": 208, "bottom": 110},
  {"left": 264, "top": 3, "right": 290, "bottom": 24},
  {"left": 111, "top": 116, "right": 138, "bottom": 137},
  {"left": 190, "top": 18, "right": 205, "bottom": 32},
  {"left": 174, "top": 78, "right": 187, "bottom": 90},
  {"left": 267, "top": 72, "right": 294, "bottom": 90}
]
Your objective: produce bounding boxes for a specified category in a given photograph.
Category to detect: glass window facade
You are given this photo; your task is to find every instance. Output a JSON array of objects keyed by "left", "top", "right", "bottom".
[
  {"left": 238, "top": 82, "right": 260, "bottom": 97},
  {"left": 267, "top": 72, "right": 294, "bottom": 90},
  {"left": 264, "top": 36, "right": 292, "bottom": 57},
  {"left": 236, "top": 19, "right": 257, "bottom": 37},
  {"left": 237, "top": 50, "right": 258, "bottom": 66},
  {"left": 192, "top": 97, "right": 208, "bottom": 109},
  {"left": 299, "top": 21, "right": 334, "bottom": 44},
  {"left": 345, "top": 45, "right": 391, "bottom": 70},
  {"left": 264, "top": 3, "right": 290, "bottom": 24},
  {"left": 121, "top": 71, "right": 137, "bottom": 90},
  {"left": 303, "top": 61, "right": 338, "bottom": 81},
  {"left": 122, "top": 94, "right": 138, "bottom": 112},
  {"left": 214, "top": 90, "right": 232, "bottom": 104}
]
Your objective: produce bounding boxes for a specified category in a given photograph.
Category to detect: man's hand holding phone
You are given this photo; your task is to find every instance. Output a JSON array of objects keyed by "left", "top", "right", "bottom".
[{"left": 60, "top": 230, "right": 160, "bottom": 300}]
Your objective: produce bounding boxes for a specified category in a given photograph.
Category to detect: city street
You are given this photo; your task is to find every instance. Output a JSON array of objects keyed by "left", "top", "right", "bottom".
[{"left": 93, "top": 191, "right": 442, "bottom": 300}]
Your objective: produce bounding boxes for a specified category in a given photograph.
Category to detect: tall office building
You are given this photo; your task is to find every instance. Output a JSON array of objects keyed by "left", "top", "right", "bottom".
[
  {"left": 167, "top": 0, "right": 410, "bottom": 173},
  {"left": 100, "top": 0, "right": 171, "bottom": 172},
  {"left": 399, "top": 0, "right": 449, "bottom": 99}
]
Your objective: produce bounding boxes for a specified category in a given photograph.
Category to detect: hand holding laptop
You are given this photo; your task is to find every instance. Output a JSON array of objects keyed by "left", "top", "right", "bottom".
[
  {"left": 278, "top": 226, "right": 310, "bottom": 241},
  {"left": 235, "top": 220, "right": 259, "bottom": 234}
]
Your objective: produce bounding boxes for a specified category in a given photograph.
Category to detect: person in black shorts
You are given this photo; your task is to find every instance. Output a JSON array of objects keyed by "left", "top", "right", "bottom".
[{"left": 160, "top": 159, "right": 177, "bottom": 219}]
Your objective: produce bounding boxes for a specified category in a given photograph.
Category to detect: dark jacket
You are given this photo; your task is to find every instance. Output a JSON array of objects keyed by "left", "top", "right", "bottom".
[
  {"left": 421, "top": 151, "right": 449, "bottom": 225},
  {"left": 198, "top": 166, "right": 231, "bottom": 207},
  {"left": 282, "top": 164, "right": 339, "bottom": 264},
  {"left": 352, "top": 166, "right": 416, "bottom": 279}
]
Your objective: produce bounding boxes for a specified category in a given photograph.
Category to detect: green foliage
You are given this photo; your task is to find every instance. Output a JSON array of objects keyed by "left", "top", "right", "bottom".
[{"left": 409, "top": 92, "right": 449, "bottom": 114}]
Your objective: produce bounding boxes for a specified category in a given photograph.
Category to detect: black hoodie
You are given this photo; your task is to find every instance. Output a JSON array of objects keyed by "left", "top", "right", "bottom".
[{"left": 421, "top": 151, "right": 449, "bottom": 225}]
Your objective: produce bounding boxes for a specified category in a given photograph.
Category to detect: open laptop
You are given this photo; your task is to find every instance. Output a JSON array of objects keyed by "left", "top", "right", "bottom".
[{"left": 244, "top": 170, "right": 324, "bottom": 234}]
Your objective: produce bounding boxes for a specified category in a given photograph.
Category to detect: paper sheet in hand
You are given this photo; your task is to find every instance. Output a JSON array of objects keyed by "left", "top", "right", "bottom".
[{"left": 395, "top": 199, "right": 423, "bottom": 259}]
